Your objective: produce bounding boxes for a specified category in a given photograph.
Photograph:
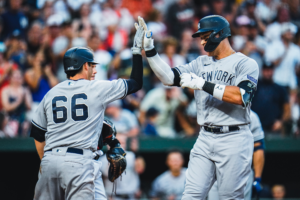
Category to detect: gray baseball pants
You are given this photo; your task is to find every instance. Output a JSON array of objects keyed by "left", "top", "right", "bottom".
[
  {"left": 182, "top": 125, "right": 253, "bottom": 200},
  {"left": 34, "top": 147, "right": 98, "bottom": 200},
  {"left": 207, "top": 169, "right": 254, "bottom": 200}
]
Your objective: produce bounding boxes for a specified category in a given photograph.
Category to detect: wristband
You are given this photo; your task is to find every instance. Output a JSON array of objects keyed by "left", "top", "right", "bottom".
[
  {"left": 213, "top": 84, "right": 226, "bottom": 101},
  {"left": 202, "top": 81, "right": 215, "bottom": 95}
]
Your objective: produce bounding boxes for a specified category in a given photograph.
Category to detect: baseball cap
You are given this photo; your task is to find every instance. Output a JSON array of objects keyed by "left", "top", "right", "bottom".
[
  {"left": 281, "top": 22, "right": 298, "bottom": 35},
  {"left": 262, "top": 63, "right": 274, "bottom": 69},
  {"left": 47, "top": 14, "right": 64, "bottom": 27},
  {"left": 236, "top": 15, "right": 251, "bottom": 26}
]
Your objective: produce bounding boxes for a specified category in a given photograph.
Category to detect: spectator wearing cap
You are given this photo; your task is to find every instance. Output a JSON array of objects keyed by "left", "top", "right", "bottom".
[
  {"left": 143, "top": 107, "right": 159, "bottom": 136},
  {"left": 252, "top": 64, "right": 290, "bottom": 135},
  {"left": 46, "top": 14, "right": 64, "bottom": 45},
  {"left": 149, "top": 149, "right": 186, "bottom": 200},
  {"left": 165, "top": 0, "right": 194, "bottom": 40},
  {"left": 140, "top": 87, "right": 187, "bottom": 138},
  {"left": 264, "top": 22, "right": 300, "bottom": 91},
  {"left": 0, "top": 0, "right": 28, "bottom": 40},
  {"left": 105, "top": 100, "right": 139, "bottom": 137},
  {"left": 264, "top": 6, "right": 297, "bottom": 42},
  {"left": 160, "top": 37, "right": 186, "bottom": 68},
  {"left": 232, "top": 15, "right": 252, "bottom": 51}
]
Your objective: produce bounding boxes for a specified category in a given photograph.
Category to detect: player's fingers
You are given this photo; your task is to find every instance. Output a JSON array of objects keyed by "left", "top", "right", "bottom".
[
  {"left": 139, "top": 16, "right": 148, "bottom": 31},
  {"left": 134, "top": 23, "right": 139, "bottom": 31}
]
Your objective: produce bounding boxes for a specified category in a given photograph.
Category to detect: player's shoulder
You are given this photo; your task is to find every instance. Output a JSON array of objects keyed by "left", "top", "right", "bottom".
[
  {"left": 250, "top": 110, "right": 260, "bottom": 121},
  {"left": 235, "top": 53, "right": 259, "bottom": 69}
]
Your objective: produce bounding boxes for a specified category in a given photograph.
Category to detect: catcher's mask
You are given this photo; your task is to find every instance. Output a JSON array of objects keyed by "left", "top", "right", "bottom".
[{"left": 192, "top": 15, "right": 231, "bottom": 52}]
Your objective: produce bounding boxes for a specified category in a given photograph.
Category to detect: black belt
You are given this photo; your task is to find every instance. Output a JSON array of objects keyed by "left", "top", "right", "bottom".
[
  {"left": 46, "top": 147, "right": 83, "bottom": 154},
  {"left": 203, "top": 126, "right": 240, "bottom": 133}
]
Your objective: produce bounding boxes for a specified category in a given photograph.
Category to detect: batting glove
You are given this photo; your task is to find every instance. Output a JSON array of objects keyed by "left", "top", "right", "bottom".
[
  {"left": 138, "top": 16, "right": 154, "bottom": 51},
  {"left": 253, "top": 177, "right": 263, "bottom": 193},
  {"left": 180, "top": 73, "right": 205, "bottom": 90},
  {"left": 131, "top": 16, "right": 145, "bottom": 55}
]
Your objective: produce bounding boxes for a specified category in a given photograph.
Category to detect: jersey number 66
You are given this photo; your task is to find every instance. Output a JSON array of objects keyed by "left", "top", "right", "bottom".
[{"left": 52, "top": 93, "right": 88, "bottom": 123}]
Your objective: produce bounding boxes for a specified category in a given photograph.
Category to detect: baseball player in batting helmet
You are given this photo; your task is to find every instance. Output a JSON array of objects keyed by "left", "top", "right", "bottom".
[
  {"left": 30, "top": 17, "right": 146, "bottom": 200},
  {"left": 137, "top": 15, "right": 259, "bottom": 200}
]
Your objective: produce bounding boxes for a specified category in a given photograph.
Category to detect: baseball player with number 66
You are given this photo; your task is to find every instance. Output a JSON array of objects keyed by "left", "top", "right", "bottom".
[{"left": 138, "top": 15, "right": 259, "bottom": 200}]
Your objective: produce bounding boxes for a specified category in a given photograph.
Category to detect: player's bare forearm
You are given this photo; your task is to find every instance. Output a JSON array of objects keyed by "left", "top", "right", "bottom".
[
  {"left": 253, "top": 149, "right": 264, "bottom": 178},
  {"left": 34, "top": 140, "right": 45, "bottom": 160},
  {"left": 222, "top": 86, "right": 243, "bottom": 105}
]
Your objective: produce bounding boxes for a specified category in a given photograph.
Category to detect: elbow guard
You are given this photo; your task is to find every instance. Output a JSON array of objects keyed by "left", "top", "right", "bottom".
[
  {"left": 98, "top": 118, "right": 117, "bottom": 150},
  {"left": 238, "top": 81, "right": 256, "bottom": 107},
  {"left": 254, "top": 139, "right": 265, "bottom": 152}
]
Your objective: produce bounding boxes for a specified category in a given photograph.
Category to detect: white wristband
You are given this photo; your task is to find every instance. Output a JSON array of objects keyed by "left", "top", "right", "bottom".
[{"left": 213, "top": 84, "right": 226, "bottom": 101}]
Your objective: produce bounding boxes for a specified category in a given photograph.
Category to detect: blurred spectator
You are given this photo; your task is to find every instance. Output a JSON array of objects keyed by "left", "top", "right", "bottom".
[
  {"left": 105, "top": 100, "right": 139, "bottom": 137},
  {"left": 211, "top": 0, "right": 226, "bottom": 16},
  {"left": 264, "top": 5, "right": 297, "bottom": 42},
  {"left": 272, "top": 184, "right": 286, "bottom": 200},
  {"left": 52, "top": 20, "right": 86, "bottom": 81},
  {"left": 88, "top": 33, "right": 112, "bottom": 81},
  {"left": 121, "top": 0, "right": 153, "bottom": 19},
  {"left": 143, "top": 107, "right": 159, "bottom": 136},
  {"left": 254, "top": 0, "right": 280, "bottom": 24},
  {"left": 72, "top": 3, "right": 93, "bottom": 41},
  {"left": 252, "top": 64, "right": 290, "bottom": 135},
  {"left": 160, "top": 37, "right": 186, "bottom": 68},
  {"left": 147, "top": 9, "right": 167, "bottom": 42},
  {"left": 287, "top": 0, "right": 300, "bottom": 26},
  {"left": 0, "top": 111, "right": 7, "bottom": 137},
  {"left": 264, "top": 22, "right": 300, "bottom": 91},
  {"left": 149, "top": 149, "right": 186, "bottom": 200},
  {"left": 0, "top": 0, "right": 28, "bottom": 40},
  {"left": 232, "top": 15, "right": 251, "bottom": 51},
  {"left": 1, "top": 69, "right": 31, "bottom": 136},
  {"left": 100, "top": 134, "right": 145, "bottom": 199},
  {"left": 140, "top": 87, "right": 187, "bottom": 138},
  {"left": 5, "top": 30, "right": 27, "bottom": 71},
  {"left": 179, "top": 29, "right": 201, "bottom": 63},
  {"left": 46, "top": 14, "right": 64, "bottom": 45},
  {"left": 165, "top": 0, "right": 194, "bottom": 39},
  {"left": 24, "top": 51, "right": 58, "bottom": 104}
]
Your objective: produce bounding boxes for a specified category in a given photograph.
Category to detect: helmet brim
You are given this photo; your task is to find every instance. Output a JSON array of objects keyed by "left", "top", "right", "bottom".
[{"left": 192, "top": 29, "right": 214, "bottom": 38}]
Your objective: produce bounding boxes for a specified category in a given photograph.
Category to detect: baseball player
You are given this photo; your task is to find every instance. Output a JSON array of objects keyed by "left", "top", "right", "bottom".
[
  {"left": 207, "top": 110, "right": 265, "bottom": 200},
  {"left": 30, "top": 17, "right": 145, "bottom": 200},
  {"left": 138, "top": 15, "right": 259, "bottom": 200}
]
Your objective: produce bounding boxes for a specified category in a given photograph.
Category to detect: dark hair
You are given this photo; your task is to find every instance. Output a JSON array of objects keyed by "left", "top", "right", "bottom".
[
  {"left": 146, "top": 107, "right": 159, "bottom": 118},
  {"left": 0, "top": 111, "right": 6, "bottom": 130},
  {"left": 167, "top": 148, "right": 184, "bottom": 160},
  {"left": 66, "top": 62, "right": 91, "bottom": 79}
]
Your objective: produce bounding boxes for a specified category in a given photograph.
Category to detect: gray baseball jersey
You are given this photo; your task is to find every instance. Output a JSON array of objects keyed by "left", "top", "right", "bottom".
[
  {"left": 150, "top": 168, "right": 187, "bottom": 200},
  {"left": 249, "top": 110, "right": 264, "bottom": 142},
  {"left": 175, "top": 52, "right": 259, "bottom": 126},
  {"left": 32, "top": 79, "right": 127, "bottom": 151}
]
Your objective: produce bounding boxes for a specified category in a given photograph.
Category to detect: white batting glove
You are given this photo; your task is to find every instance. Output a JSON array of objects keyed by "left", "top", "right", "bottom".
[
  {"left": 131, "top": 16, "right": 145, "bottom": 55},
  {"left": 180, "top": 73, "right": 206, "bottom": 90},
  {"left": 138, "top": 16, "right": 155, "bottom": 51}
]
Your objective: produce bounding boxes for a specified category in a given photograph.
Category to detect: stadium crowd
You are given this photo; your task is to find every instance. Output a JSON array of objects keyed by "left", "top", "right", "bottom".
[{"left": 0, "top": 0, "right": 299, "bottom": 199}]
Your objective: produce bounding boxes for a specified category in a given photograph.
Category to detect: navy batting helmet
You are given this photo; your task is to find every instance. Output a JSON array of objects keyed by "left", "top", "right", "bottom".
[
  {"left": 63, "top": 47, "right": 98, "bottom": 72},
  {"left": 192, "top": 15, "right": 231, "bottom": 52}
]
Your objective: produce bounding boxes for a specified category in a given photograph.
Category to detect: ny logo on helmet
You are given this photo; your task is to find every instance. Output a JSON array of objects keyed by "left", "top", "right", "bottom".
[
  {"left": 68, "top": 66, "right": 74, "bottom": 70},
  {"left": 198, "top": 23, "right": 201, "bottom": 29}
]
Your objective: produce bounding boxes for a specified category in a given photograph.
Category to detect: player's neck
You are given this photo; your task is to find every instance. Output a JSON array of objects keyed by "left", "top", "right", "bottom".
[
  {"left": 70, "top": 73, "right": 88, "bottom": 81},
  {"left": 210, "top": 43, "right": 235, "bottom": 60}
]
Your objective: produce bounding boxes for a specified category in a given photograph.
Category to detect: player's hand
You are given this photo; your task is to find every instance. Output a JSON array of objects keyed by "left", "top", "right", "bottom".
[
  {"left": 131, "top": 16, "right": 145, "bottom": 55},
  {"left": 253, "top": 177, "right": 263, "bottom": 193},
  {"left": 180, "top": 72, "right": 205, "bottom": 90},
  {"left": 138, "top": 16, "right": 154, "bottom": 51}
]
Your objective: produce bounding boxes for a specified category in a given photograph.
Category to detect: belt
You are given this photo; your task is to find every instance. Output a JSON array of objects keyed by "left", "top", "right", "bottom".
[
  {"left": 203, "top": 125, "right": 240, "bottom": 133},
  {"left": 46, "top": 147, "right": 83, "bottom": 154}
]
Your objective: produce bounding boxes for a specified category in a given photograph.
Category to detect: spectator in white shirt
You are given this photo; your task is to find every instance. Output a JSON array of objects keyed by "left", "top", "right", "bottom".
[
  {"left": 264, "top": 22, "right": 300, "bottom": 91},
  {"left": 160, "top": 37, "right": 186, "bottom": 68}
]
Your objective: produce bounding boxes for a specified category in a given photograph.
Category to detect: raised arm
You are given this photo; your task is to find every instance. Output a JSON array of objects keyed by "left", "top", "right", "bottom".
[{"left": 139, "top": 18, "right": 180, "bottom": 86}]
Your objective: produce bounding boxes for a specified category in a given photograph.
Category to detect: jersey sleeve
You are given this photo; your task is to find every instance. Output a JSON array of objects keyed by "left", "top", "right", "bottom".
[
  {"left": 250, "top": 111, "right": 265, "bottom": 142},
  {"left": 175, "top": 59, "right": 199, "bottom": 75},
  {"left": 235, "top": 58, "right": 259, "bottom": 87},
  {"left": 32, "top": 97, "right": 47, "bottom": 131},
  {"left": 93, "top": 79, "right": 128, "bottom": 106}
]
